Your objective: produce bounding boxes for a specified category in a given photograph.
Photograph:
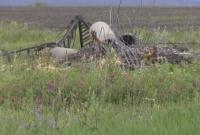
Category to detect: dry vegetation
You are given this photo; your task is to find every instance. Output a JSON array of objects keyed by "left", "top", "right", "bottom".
[{"left": 0, "top": 7, "right": 200, "bottom": 30}]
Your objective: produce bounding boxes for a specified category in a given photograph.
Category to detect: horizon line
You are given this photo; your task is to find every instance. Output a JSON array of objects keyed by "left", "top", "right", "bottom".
[{"left": 0, "top": 5, "right": 200, "bottom": 8}]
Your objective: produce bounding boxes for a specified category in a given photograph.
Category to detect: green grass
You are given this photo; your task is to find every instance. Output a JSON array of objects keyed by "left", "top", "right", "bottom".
[
  {"left": 1, "top": 99, "right": 200, "bottom": 135},
  {"left": 0, "top": 22, "right": 200, "bottom": 135},
  {"left": 0, "top": 21, "right": 59, "bottom": 51},
  {"left": 135, "top": 27, "right": 200, "bottom": 43}
]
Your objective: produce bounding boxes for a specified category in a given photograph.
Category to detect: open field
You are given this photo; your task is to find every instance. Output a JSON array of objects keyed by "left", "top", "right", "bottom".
[
  {"left": 0, "top": 7, "right": 200, "bottom": 135},
  {"left": 0, "top": 7, "right": 200, "bottom": 30}
]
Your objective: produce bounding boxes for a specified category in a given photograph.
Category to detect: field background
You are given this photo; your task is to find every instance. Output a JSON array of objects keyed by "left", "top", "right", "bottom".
[
  {"left": 0, "top": 7, "right": 200, "bottom": 135},
  {"left": 0, "top": 7, "right": 200, "bottom": 30}
]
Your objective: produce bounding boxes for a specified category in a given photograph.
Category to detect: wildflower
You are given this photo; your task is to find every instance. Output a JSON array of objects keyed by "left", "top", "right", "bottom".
[
  {"left": 1, "top": 65, "right": 6, "bottom": 71},
  {"left": 0, "top": 96, "right": 4, "bottom": 104},
  {"left": 47, "top": 81, "right": 57, "bottom": 93},
  {"left": 121, "top": 72, "right": 131, "bottom": 80},
  {"left": 11, "top": 96, "right": 17, "bottom": 103},
  {"left": 77, "top": 79, "right": 86, "bottom": 88}
]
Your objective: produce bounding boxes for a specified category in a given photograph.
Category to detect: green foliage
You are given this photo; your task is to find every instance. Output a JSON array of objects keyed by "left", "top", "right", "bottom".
[
  {"left": 1, "top": 100, "right": 200, "bottom": 135},
  {"left": 0, "top": 24, "right": 200, "bottom": 134},
  {"left": 0, "top": 22, "right": 58, "bottom": 51},
  {"left": 135, "top": 27, "right": 200, "bottom": 45}
]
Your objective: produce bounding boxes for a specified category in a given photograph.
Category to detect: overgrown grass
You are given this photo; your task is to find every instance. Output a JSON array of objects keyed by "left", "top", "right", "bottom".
[
  {"left": 1, "top": 100, "right": 200, "bottom": 135},
  {"left": 136, "top": 27, "right": 200, "bottom": 42},
  {"left": 0, "top": 22, "right": 58, "bottom": 51},
  {"left": 0, "top": 22, "right": 200, "bottom": 135}
]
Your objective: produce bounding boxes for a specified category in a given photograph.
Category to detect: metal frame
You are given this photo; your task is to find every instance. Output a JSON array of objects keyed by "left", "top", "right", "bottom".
[{"left": 0, "top": 15, "right": 92, "bottom": 57}]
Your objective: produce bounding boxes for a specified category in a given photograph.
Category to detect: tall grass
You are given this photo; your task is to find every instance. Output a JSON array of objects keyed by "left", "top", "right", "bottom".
[
  {"left": 0, "top": 22, "right": 200, "bottom": 135},
  {"left": 0, "top": 22, "right": 58, "bottom": 51}
]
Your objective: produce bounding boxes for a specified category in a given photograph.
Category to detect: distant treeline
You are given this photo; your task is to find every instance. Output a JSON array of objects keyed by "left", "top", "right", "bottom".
[{"left": 33, "top": 2, "right": 48, "bottom": 7}]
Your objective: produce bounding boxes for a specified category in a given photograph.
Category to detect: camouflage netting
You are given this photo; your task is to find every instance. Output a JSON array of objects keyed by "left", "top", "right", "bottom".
[{"left": 67, "top": 40, "right": 193, "bottom": 70}]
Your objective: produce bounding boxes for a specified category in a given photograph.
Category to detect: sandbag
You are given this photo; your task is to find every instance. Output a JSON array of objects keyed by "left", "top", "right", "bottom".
[
  {"left": 89, "top": 21, "right": 116, "bottom": 43},
  {"left": 49, "top": 47, "right": 78, "bottom": 61}
]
